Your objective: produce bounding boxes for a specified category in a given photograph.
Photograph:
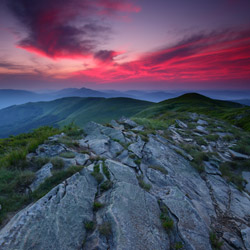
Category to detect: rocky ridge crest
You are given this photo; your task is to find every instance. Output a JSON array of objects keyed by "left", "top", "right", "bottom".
[{"left": 0, "top": 117, "right": 249, "bottom": 250}]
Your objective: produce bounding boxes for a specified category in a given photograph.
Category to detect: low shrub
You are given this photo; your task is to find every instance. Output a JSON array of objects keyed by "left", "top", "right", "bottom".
[
  {"left": 50, "top": 157, "right": 64, "bottom": 170},
  {"left": 85, "top": 221, "right": 95, "bottom": 231},
  {"left": 160, "top": 212, "right": 174, "bottom": 231},
  {"left": 209, "top": 232, "right": 223, "bottom": 249},
  {"left": 91, "top": 165, "right": 104, "bottom": 184},
  {"left": 174, "top": 242, "right": 184, "bottom": 250},
  {"left": 102, "top": 164, "right": 110, "bottom": 180},
  {"left": 93, "top": 202, "right": 104, "bottom": 211},
  {"left": 100, "top": 180, "right": 113, "bottom": 191}
]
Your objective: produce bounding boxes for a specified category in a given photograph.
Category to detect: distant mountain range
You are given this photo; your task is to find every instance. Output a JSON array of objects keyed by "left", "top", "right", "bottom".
[
  {"left": 0, "top": 93, "right": 250, "bottom": 138},
  {"left": 1, "top": 88, "right": 250, "bottom": 109},
  {"left": 0, "top": 97, "right": 151, "bottom": 138}
]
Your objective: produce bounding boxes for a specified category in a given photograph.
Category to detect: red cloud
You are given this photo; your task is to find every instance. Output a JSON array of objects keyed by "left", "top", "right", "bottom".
[
  {"left": 73, "top": 29, "right": 250, "bottom": 83},
  {"left": 8, "top": 0, "right": 139, "bottom": 60}
]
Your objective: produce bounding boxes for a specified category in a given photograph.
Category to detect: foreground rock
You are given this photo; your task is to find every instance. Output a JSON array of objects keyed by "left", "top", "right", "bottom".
[{"left": 0, "top": 118, "right": 250, "bottom": 250}]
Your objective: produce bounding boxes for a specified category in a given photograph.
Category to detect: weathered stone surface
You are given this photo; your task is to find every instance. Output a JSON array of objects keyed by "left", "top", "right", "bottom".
[
  {"left": 132, "top": 125, "right": 144, "bottom": 131},
  {"left": 1, "top": 119, "right": 250, "bottom": 250},
  {"left": 105, "top": 159, "right": 137, "bottom": 185},
  {"left": 0, "top": 170, "right": 97, "bottom": 250},
  {"left": 197, "top": 119, "right": 208, "bottom": 125},
  {"left": 36, "top": 144, "right": 66, "bottom": 157},
  {"left": 229, "top": 149, "right": 250, "bottom": 160},
  {"left": 242, "top": 171, "right": 250, "bottom": 193},
  {"left": 176, "top": 119, "right": 188, "bottom": 128},
  {"left": 241, "top": 227, "right": 250, "bottom": 250},
  {"left": 196, "top": 125, "right": 209, "bottom": 134},
  {"left": 204, "top": 161, "right": 221, "bottom": 175},
  {"left": 30, "top": 163, "right": 53, "bottom": 191},
  {"left": 117, "top": 150, "right": 137, "bottom": 168},
  {"left": 110, "top": 120, "right": 124, "bottom": 130},
  {"left": 106, "top": 182, "right": 169, "bottom": 250},
  {"left": 118, "top": 117, "right": 137, "bottom": 127},
  {"left": 128, "top": 136, "right": 145, "bottom": 158},
  {"left": 75, "top": 153, "right": 89, "bottom": 165}
]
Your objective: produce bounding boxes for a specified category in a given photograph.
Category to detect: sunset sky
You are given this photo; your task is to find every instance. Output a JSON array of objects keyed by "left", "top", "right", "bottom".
[{"left": 0, "top": 0, "right": 250, "bottom": 90}]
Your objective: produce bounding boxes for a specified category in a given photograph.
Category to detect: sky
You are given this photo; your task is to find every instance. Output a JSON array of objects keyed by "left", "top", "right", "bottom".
[{"left": 0, "top": 0, "right": 250, "bottom": 90}]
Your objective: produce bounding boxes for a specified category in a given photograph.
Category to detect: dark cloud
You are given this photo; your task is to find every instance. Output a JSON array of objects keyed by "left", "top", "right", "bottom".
[
  {"left": 6, "top": 0, "right": 137, "bottom": 59},
  {"left": 94, "top": 50, "right": 118, "bottom": 62},
  {"left": 0, "top": 60, "right": 29, "bottom": 70}
]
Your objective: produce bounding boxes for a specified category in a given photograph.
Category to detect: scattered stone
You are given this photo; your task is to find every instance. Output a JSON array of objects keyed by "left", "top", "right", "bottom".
[
  {"left": 184, "top": 138, "right": 193, "bottom": 142},
  {"left": 196, "top": 125, "right": 209, "bottom": 134},
  {"left": 118, "top": 117, "right": 138, "bottom": 128},
  {"left": 132, "top": 125, "right": 144, "bottom": 131},
  {"left": 197, "top": 119, "right": 208, "bottom": 125},
  {"left": 176, "top": 119, "right": 188, "bottom": 128},
  {"left": 229, "top": 149, "right": 250, "bottom": 160}
]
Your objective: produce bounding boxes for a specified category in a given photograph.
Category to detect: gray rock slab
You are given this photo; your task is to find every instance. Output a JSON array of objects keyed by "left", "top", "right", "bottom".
[
  {"left": 30, "top": 163, "right": 53, "bottom": 191},
  {"left": 106, "top": 182, "right": 169, "bottom": 250},
  {"left": 0, "top": 170, "right": 97, "bottom": 250}
]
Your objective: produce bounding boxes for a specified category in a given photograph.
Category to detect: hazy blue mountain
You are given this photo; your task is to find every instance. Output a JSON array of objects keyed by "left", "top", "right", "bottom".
[
  {"left": 0, "top": 89, "right": 52, "bottom": 109},
  {"left": 0, "top": 97, "right": 152, "bottom": 138},
  {"left": 232, "top": 99, "right": 250, "bottom": 106}
]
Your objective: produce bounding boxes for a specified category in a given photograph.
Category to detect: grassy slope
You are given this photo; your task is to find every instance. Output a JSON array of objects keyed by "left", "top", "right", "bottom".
[
  {"left": 134, "top": 93, "right": 250, "bottom": 131},
  {"left": 0, "top": 97, "right": 152, "bottom": 138}
]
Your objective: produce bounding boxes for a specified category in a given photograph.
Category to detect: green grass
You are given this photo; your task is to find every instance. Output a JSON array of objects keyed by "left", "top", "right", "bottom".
[
  {"left": 91, "top": 165, "right": 104, "bottom": 184},
  {"left": 0, "top": 125, "right": 82, "bottom": 226},
  {"left": 205, "top": 134, "right": 219, "bottom": 141},
  {"left": 50, "top": 157, "right": 64, "bottom": 170},
  {"left": 209, "top": 232, "right": 223, "bottom": 250},
  {"left": 93, "top": 202, "right": 104, "bottom": 211},
  {"left": 100, "top": 180, "right": 113, "bottom": 192},
  {"left": 148, "top": 165, "right": 168, "bottom": 175},
  {"left": 102, "top": 163, "right": 111, "bottom": 180},
  {"left": 59, "top": 151, "right": 75, "bottom": 158},
  {"left": 32, "top": 165, "right": 84, "bottom": 200},
  {"left": 134, "top": 93, "right": 250, "bottom": 132},
  {"left": 137, "top": 176, "right": 152, "bottom": 191},
  {"left": 0, "top": 97, "right": 152, "bottom": 138},
  {"left": 219, "top": 161, "right": 250, "bottom": 190},
  {"left": 84, "top": 221, "right": 95, "bottom": 231},
  {"left": 159, "top": 205, "right": 174, "bottom": 232}
]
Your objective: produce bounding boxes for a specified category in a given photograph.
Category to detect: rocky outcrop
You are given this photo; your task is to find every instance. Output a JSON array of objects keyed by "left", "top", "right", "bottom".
[
  {"left": 0, "top": 118, "right": 250, "bottom": 250},
  {"left": 0, "top": 170, "right": 97, "bottom": 250}
]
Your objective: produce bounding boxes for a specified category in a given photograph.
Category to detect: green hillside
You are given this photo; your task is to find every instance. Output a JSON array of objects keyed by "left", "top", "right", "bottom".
[
  {"left": 0, "top": 97, "right": 152, "bottom": 138},
  {"left": 134, "top": 93, "right": 250, "bottom": 131}
]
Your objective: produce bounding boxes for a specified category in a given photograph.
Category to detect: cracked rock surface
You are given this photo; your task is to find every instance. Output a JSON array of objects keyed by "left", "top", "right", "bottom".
[{"left": 0, "top": 119, "right": 250, "bottom": 250}]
